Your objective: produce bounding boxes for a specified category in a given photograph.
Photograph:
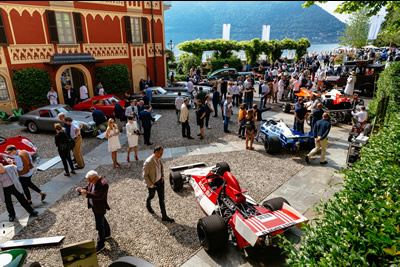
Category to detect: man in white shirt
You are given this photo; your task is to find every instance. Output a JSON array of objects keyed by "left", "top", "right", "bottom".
[
  {"left": 175, "top": 92, "right": 184, "bottom": 123},
  {"left": 272, "top": 67, "right": 278, "bottom": 77},
  {"left": 80, "top": 83, "right": 89, "bottom": 101},
  {"left": 187, "top": 79, "right": 194, "bottom": 94},
  {"left": 180, "top": 98, "right": 193, "bottom": 139},
  {"left": 316, "top": 68, "right": 326, "bottom": 91},
  {"left": 351, "top": 106, "right": 368, "bottom": 125},
  {"left": 65, "top": 117, "right": 84, "bottom": 169},
  {"left": 243, "top": 78, "right": 251, "bottom": 90}
]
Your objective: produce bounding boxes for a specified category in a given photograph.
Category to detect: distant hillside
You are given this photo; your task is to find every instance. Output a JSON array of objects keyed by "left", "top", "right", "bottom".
[{"left": 164, "top": 1, "right": 346, "bottom": 45}]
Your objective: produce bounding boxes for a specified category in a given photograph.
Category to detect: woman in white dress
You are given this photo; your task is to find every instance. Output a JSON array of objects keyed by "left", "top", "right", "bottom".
[
  {"left": 105, "top": 118, "right": 121, "bottom": 168},
  {"left": 126, "top": 115, "right": 140, "bottom": 162}
]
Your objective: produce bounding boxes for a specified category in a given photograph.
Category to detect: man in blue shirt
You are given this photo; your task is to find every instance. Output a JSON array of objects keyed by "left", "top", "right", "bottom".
[
  {"left": 65, "top": 117, "right": 85, "bottom": 169},
  {"left": 140, "top": 106, "right": 155, "bottom": 145},
  {"left": 306, "top": 113, "right": 331, "bottom": 165},
  {"left": 145, "top": 85, "right": 152, "bottom": 105}
]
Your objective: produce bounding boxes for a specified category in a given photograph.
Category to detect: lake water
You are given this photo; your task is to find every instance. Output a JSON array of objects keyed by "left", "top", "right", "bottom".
[{"left": 172, "top": 43, "right": 347, "bottom": 62}]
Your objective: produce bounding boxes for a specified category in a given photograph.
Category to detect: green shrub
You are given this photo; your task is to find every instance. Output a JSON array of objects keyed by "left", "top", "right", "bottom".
[
  {"left": 174, "top": 74, "right": 186, "bottom": 82},
  {"left": 95, "top": 64, "right": 131, "bottom": 94},
  {"left": 168, "top": 62, "right": 178, "bottom": 70},
  {"left": 368, "top": 62, "right": 400, "bottom": 121},
  {"left": 210, "top": 57, "right": 242, "bottom": 72},
  {"left": 11, "top": 67, "right": 52, "bottom": 108},
  {"left": 281, "top": 114, "right": 400, "bottom": 266},
  {"left": 176, "top": 53, "right": 202, "bottom": 75}
]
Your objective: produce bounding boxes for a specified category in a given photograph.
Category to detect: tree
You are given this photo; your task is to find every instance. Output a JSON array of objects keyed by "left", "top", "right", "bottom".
[
  {"left": 240, "top": 38, "right": 263, "bottom": 66},
  {"left": 338, "top": 8, "right": 370, "bottom": 49},
  {"left": 303, "top": 1, "right": 400, "bottom": 34},
  {"left": 176, "top": 53, "right": 202, "bottom": 75},
  {"left": 177, "top": 39, "right": 204, "bottom": 59},
  {"left": 295, "top": 38, "right": 311, "bottom": 61},
  {"left": 95, "top": 64, "right": 131, "bottom": 94},
  {"left": 374, "top": 7, "right": 400, "bottom": 47}
]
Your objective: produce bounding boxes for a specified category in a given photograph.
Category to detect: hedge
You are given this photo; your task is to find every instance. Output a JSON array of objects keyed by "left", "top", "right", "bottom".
[
  {"left": 95, "top": 64, "right": 131, "bottom": 95},
  {"left": 210, "top": 57, "right": 242, "bottom": 72},
  {"left": 368, "top": 61, "right": 400, "bottom": 121},
  {"left": 176, "top": 53, "right": 202, "bottom": 75},
  {"left": 11, "top": 67, "right": 52, "bottom": 108},
  {"left": 281, "top": 114, "right": 400, "bottom": 266}
]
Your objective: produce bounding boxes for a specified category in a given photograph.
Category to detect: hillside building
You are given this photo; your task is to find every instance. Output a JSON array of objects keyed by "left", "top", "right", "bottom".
[{"left": 0, "top": 1, "right": 168, "bottom": 112}]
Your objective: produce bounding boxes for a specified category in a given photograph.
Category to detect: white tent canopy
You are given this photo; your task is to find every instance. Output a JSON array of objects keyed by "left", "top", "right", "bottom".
[{"left": 362, "top": 45, "right": 378, "bottom": 49}]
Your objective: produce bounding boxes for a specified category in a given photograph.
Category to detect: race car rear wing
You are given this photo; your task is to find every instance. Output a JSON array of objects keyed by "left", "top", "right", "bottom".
[{"left": 170, "top": 162, "right": 206, "bottom": 172}]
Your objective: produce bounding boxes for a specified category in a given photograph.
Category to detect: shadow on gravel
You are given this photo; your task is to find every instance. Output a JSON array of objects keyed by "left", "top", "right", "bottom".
[
  {"left": 165, "top": 222, "right": 198, "bottom": 250},
  {"left": 103, "top": 237, "right": 131, "bottom": 263}
]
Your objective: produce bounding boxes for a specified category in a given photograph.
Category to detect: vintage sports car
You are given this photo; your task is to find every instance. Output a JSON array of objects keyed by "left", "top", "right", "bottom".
[
  {"left": 73, "top": 95, "right": 126, "bottom": 118},
  {"left": 0, "top": 135, "right": 38, "bottom": 165},
  {"left": 206, "top": 68, "right": 254, "bottom": 82},
  {"left": 132, "top": 87, "right": 193, "bottom": 107},
  {"left": 169, "top": 162, "right": 308, "bottom": 252},
  {"left": 260, "top": 119, "right": 315, "bottom": 154},
  {"left": 19, "top": 104, "right": 96, "bottom": 134},
  {"left": 164, "top": 82, "right": 212, "bottom": 94}
]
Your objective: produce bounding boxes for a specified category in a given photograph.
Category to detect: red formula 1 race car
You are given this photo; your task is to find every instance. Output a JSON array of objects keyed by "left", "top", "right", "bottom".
[
  {"left": 0, "top": 136, "right": 38, "bottom": 165},
  {"left": 169, "top": 162, "right": 308, "bottom": 252}
]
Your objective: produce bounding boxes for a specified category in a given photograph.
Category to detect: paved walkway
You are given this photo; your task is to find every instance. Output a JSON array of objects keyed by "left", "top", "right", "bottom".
[{"left": 0, "top": 110, "right": 351, "bottom": 267}]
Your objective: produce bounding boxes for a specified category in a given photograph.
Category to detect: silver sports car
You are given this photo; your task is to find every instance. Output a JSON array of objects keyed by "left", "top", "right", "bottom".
[{"left": 19, "top": 104, "right": 96, "bottom": 134}]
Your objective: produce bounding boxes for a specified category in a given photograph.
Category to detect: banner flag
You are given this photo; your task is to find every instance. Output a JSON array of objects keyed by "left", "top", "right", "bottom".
[
  {"left": 368, "top": 15, "right": 384, "bottom": 40},
  {"left": 222, "top": 24, "right": 231, "bottom": 40},
  {"left": 261, "top": 25, "right": 270, "bottom": 41}
]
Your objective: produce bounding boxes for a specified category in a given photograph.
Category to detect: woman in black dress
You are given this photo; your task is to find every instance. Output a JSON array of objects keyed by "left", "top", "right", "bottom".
[{"left": 55, "top": 123, "right": 75, "bottom": 176}]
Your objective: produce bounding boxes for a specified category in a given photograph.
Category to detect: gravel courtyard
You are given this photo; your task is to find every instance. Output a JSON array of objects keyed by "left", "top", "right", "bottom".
[{"left": 13, "top": 149, "right": 305, "bottom": 266}]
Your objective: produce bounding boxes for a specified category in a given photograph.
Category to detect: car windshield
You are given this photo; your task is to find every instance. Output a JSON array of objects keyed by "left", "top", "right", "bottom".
[
  {"left": 106, "top": 96, "right": 121, "bottom": 105},
  {"left": 154, "top": 87, "right": 167, "bottom": 94},
  {"left": 54, "top": 106, "right": 72, "bottom": 114}
]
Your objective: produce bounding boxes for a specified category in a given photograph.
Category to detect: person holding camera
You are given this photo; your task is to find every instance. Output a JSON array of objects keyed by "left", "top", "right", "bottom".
[
  {"left": 143, "top": 146, "right": 174, "bottom": 223},
  {"left": 126, "top": 116, "right": 140, "bottom": 162},
  {"left": 76, "top": 170, "right": 110, "bottom": 253}
]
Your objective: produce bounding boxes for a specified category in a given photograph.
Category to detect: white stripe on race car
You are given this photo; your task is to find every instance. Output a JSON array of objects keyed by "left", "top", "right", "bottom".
[
  {"left": 250, "top": 217, "right": 267, "bottom": 231},
  {"left": 273, "top": 211, "right": 291, "bottom": 223},
  {"left": 245, "top": 218, "right": 263, "bottom": 232},
  {"left": 277, "top": 210, "right": 294, "bottom": 222}
]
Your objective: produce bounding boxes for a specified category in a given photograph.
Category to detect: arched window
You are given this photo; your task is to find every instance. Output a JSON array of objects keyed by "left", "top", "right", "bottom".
[{"left": 0, "top": 75, "right": 10, "bottom": 101}]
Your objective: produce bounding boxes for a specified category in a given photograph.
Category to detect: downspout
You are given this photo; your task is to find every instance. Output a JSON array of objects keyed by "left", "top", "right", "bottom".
[{"left": 151, "top": 1, "right": 157, "bottom": 85}]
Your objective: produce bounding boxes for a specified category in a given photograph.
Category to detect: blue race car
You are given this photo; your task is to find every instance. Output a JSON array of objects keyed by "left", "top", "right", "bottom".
[{"left": 259, "top": 119, "right": 315, "bottom": 154}]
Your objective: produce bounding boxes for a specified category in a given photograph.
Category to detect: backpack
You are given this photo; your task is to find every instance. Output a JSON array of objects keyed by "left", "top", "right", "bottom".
[{"left": 245, "top": 120, "right": 255, "bottom": 130}]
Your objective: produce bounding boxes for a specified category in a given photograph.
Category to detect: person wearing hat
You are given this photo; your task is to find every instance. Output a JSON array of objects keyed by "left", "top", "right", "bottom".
[
  {"left": 76, "top": 170, "right": 111, "bottom": 253},
  {"left": 344, "top": 70, "right": 357, "bottom": 96}
]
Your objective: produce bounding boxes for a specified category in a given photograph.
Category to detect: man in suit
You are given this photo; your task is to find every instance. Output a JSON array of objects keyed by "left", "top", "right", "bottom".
[
  {"left": 143, "top": 146, "right": 174, "bottom": 222},
  {"left": 0, "top": 163, "right": 38, "bottom": 222},
  {"left": 140, "top": 105, "right": 155, "bottom": 145},
  {"left": 63, "top": 84, "right": 76, "bottom": 108},
  {"left": 212, "top": 87, "right": 220, "bottom": 117},
  {"left": 76, "top": 170, "right": 110, "bottom": 253},
  {"left": 112, "top": 99, "right": 124, "bottom": 132}
]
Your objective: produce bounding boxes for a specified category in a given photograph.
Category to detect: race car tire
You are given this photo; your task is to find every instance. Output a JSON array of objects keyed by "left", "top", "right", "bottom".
[
  {"left": 263, "top": 197, "right": 290, "bottom": 212},
  {"left": 216, "top": 162, "right": 230, "bottom": 176},
  {"left": 109, "top": 256, "right": 155, "bottom": 267},
  {"left": 283, "top": 103, "right": 291, "bottom": 113},
  {"left": 264, "top": 136, "right": 281, "bottom": 154},
  {"left": 197, "top": 215, "right": 228, "bottom": 252},
  {"left": 169, "top": 172, "right": 183, "bottom": 192},
  {"left": 348, "top": 135, "right": 354, "bottom": 143},
  {"left": 306, "top": 113, "right": 311, "bottom": 126}
]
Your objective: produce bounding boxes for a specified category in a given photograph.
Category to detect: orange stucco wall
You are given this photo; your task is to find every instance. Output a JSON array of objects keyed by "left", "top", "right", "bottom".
[{"left": 86, "top": 14, "right": 122, "bottom": 43}]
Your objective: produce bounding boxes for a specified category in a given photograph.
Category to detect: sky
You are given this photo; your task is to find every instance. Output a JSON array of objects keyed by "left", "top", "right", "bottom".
[{"left": 317, "top": 1, "right": 387, "bottom": 23}]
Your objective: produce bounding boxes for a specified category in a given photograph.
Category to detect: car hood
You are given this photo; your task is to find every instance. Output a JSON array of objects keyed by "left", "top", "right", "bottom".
[{"left": 66, "top": 111, "right": 94, "bottom": 124}]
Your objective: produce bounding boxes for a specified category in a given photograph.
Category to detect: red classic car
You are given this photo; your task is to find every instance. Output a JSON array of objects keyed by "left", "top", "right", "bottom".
[
  {"left": 73, "top": 95, "right": 126, "bottom": 118},
  {"left": 0, "top": 136, "right": 38, "bottom": 166}
]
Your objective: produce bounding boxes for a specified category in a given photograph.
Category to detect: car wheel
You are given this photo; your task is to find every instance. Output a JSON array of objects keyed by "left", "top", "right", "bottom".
[
  {"left": 361, "top": 84, "right": 374, "bottom": 97},
  {"left": 283, "top": 103, "right": 291, "bottom": 113},
  {"left": 27, "top": 121, "right": 39, "bottom": 133},
  {"left": 216, "top": 162, "right": 230, "bottom": 176},
  {"left": 263, "top": 197, "right": 290, "bottom": 211},
  {"left": 264, "top": 136, "right": 281, "bottom": 154},
  {"left": 348, "top": 135, "right": 354, "bottom": 142},
  {"left": 197, "top": 215, "right": 228, "bottom": 252},
  {"left": 169, "top": 172, "right": 183, "bottom": 192}
]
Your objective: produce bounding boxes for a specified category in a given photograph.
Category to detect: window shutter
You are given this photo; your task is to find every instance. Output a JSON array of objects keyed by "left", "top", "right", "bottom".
[
  {"left": 46, "top": 10, "right": 59, "bottom": 44},
  {"left": 141, "top": 17, "right": 148, "bottom": 44},
  {"left": 0, "top": 9, "right": 8, "bottom": 45},
  {"left": 124, "top": 16, "right": 132, "bottom": 43},
  {"left": 73, "top": 12, "right": 84, "bottom": 43}
]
